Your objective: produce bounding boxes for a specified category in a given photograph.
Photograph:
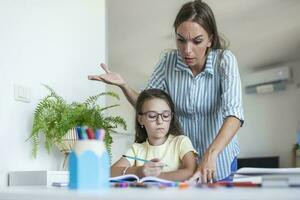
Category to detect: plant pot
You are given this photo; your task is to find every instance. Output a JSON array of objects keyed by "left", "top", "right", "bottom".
[{"left": 55, "top": 128, "right": 77, "bottom": 170}]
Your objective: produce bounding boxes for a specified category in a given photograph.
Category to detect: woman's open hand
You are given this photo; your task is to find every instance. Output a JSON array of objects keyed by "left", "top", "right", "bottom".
[{"left": 88, "top": 63, "right": 126, "bottom": 87}]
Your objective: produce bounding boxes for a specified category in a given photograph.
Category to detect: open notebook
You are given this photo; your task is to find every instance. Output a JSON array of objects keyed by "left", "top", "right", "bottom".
[{"left": 109, "top": 174, "right": 175, "bottom": 184}]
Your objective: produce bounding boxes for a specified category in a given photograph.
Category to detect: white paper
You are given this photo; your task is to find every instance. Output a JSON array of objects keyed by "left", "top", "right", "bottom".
[{"left": 236, "top": 167, "right": 300, "bottom": 175}]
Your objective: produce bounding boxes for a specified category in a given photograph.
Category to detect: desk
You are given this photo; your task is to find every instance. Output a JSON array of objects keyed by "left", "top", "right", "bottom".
[{"left": 0, "top": 186, "right": 300, "bottom": 200}]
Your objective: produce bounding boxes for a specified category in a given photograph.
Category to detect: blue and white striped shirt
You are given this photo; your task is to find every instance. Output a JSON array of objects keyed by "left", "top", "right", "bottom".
[{"left": 145, "top": 49, "right": 244, "bottom": 180}]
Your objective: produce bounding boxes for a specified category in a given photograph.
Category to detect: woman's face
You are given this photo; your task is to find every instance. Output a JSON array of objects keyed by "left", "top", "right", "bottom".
[{"left": 176, "top": 21, "right": 212, "bottom": 69}]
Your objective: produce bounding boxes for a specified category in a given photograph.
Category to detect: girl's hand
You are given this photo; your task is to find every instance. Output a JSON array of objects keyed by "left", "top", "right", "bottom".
[
  {"left": 88, "top": 63, "right": 126, "bottom": 87},
  {"left": 142, "top": 158, "right": 164, "bottom": 177},
  {"left": 189, "top": 150, "right": 218, "bottom": 183}
]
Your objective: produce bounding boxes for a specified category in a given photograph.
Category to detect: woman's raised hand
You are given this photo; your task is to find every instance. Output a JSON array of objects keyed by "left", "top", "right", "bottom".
[{"left": 88, "top": 63, "right": 126, "bottom": 87}]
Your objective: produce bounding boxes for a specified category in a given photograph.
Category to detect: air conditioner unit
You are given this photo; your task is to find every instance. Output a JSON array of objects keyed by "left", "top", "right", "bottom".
[{"left": 244, "top": 65, "right": 291, "bottom": 94}]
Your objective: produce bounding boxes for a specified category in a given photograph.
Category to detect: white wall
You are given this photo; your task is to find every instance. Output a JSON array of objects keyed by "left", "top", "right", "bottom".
[
  {"left": 0, "top": 0, "right": 106, "bottom": 186},
  {"left": 239, "top": 62, "right": 300, "bottom": 167}
]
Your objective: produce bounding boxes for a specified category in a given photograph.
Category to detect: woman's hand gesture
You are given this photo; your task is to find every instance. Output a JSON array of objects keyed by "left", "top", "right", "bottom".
[{"left": 88, "top": 63, "right": 126, "bottom": 87}]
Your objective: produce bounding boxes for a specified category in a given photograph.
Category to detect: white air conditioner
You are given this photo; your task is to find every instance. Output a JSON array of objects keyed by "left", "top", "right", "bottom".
[{"left": 244, "top": 65, "right": 291, "bottom": 94}]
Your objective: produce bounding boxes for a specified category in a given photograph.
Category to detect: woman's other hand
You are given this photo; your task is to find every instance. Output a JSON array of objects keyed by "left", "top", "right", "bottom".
[
  {"left": 189, "top": 150, "right": 218, "bottom": 183},
  {"left": 88, "top": 63, "right": 126, "bottom": 87}
]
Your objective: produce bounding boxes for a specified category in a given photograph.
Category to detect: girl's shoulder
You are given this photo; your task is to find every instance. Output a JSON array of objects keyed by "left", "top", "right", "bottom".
[
  {"left": 131, "top": 141, "right": 147, "bottom": 150},
  {"left": 168, "top": 135, "right": 191, "bottom": 144}
]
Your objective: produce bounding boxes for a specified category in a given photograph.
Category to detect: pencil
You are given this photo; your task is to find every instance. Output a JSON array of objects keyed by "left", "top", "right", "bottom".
[{"left": 122, "top": 155, "right": 168, "bottom": 167}]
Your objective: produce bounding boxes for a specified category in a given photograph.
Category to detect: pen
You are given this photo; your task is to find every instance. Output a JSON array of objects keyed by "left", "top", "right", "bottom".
[
  {"left": 95, "top": 129, "right": 105, "bottom": 141},
  {"left": 122, "top": 155, "right": 168, "bottom": 167},
  {"left": 76, "top": 126, "right": 83, "bottom": 140},
  {"left": 95, "top": 129, "right": 100, "bottom": 139},
  {"left": 86, "top": 128, "right": 95, "bottom": 139},
  {"left": 80, "top": 126, "right": 88, "bottom": 139},
  {"left": 100, "top": 129, "right": 105, "bottom": 141}
]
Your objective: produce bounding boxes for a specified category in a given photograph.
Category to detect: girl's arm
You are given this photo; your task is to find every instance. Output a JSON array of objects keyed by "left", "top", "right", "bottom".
[
  {"left": 158, "top": 151, "right": 197, "bottom": 182},
  {"left": 111, "top": 157, "right": 165, "bottom": 178},
  {"left": 111, "top": 157, "right": 144, "bottom": 177}
]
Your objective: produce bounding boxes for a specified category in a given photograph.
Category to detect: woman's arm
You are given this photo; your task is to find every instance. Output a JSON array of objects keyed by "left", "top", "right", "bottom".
[
  {"left": 158, "top": 151, "right": 197, "bottom": 182},
  {"left": 191, "top": 116, "right": 241, "bottom": 183},
  {"left": 119, "top": 84, "right": 139, "bottom": 107},
  {"left": 206, "top": 116, "right": 241, "bottom": 160}
]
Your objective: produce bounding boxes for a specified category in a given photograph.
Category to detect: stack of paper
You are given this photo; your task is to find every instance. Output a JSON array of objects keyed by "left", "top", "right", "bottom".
[
  {"left": 235, "top": 167, "right": 300, "bottom": 187},
  {"left": 233, "top": 174, "right": 262, "bottom": 184}
]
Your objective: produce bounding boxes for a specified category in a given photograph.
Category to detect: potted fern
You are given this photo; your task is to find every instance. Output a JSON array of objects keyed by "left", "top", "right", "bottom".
[{"left": 28, "top": 84, "right": 126, "bottom": 166}]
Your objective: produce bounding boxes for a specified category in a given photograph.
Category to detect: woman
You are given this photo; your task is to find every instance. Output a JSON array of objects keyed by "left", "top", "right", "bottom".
[{"left": 88, "top": 0, "right": 244, "bottom": 183}]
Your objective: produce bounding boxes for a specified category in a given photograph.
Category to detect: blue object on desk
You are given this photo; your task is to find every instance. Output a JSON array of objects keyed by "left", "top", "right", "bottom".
[{"left": 69, "top": 141, "right": 110, "bottom": 190}]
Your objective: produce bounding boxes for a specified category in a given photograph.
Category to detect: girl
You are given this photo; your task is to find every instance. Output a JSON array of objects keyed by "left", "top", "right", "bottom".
[{"left": 111, "top": 89, "right": 197, "bottom": 181}]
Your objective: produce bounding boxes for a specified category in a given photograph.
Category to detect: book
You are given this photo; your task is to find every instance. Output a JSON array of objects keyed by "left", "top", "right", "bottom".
[
  {"left": 109, "top": 174, "right": 175, "bottom": 184},
  {"left": 259, "top": 175, "right": 300, "bottom": 187}
]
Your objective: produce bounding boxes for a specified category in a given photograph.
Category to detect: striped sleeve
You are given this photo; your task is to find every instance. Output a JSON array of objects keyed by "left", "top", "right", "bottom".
[
  {"left": 219, "top": 50, "right": 244, "bottom": 126},
  {"left": 144, "top": 54, "right": 167, "bottom": 91}
]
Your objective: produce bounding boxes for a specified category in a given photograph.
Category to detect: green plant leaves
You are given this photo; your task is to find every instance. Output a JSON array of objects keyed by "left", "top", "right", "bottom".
[{"left": 29, "top": 84, "right": 127, "bottom": 158}]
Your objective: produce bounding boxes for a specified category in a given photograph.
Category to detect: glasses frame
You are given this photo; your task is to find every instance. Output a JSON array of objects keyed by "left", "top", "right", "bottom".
[{"left": 139, "top": 111, "right": 173, "bottom": 122}]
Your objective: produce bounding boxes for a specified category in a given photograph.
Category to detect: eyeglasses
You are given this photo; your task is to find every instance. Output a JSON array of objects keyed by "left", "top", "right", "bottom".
[{"left": 139, "top": 111, "right": 173, "bottom": 122}]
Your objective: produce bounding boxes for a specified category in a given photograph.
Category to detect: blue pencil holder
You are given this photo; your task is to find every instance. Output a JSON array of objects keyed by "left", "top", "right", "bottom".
[{"left": 68, "top": 140, "right": 110, "bottom": 190}]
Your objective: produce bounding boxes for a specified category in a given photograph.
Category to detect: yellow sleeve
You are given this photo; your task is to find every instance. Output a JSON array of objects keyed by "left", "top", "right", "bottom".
[{"left": 178, "top": 136, "right": 198, "bottom": 160}]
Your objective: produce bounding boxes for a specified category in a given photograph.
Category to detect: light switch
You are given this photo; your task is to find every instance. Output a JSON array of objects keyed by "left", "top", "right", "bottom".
[{"left": 14, "top": 84, "right": 31, "bottom": 103}]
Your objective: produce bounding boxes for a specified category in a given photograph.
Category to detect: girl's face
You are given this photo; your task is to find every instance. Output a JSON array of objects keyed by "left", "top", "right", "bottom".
[
  {"left": 176, "top": 21, "right": 212, "bottom": 69},
  {"left": 138, "top": 98, "right": 172, "bottom": 144}
]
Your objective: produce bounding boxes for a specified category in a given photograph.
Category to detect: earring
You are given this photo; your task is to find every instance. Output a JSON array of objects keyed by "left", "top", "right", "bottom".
[{"left": 141, "top": 125, "right": 144, "bottom": 129}]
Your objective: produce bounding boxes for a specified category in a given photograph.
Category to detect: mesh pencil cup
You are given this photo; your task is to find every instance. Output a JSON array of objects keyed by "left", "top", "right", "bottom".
[{"left": 68, "top": 140, "right": 110, "bottom": 190}]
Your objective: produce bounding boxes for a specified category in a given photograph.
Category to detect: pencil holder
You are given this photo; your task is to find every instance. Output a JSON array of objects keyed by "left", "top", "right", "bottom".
[{"left": 68, "top": 140, "right": 110, "bottom": 190}]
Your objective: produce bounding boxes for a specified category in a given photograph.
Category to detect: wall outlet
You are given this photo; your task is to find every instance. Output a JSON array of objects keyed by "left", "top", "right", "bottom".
[{"left": 14, "top": 84, "right": 31, "bottom": 103}]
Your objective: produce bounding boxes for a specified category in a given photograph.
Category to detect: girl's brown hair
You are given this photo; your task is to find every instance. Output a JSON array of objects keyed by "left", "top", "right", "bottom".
[{"left": 135, "top": 89, "right": 182, "bottom": 143}]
